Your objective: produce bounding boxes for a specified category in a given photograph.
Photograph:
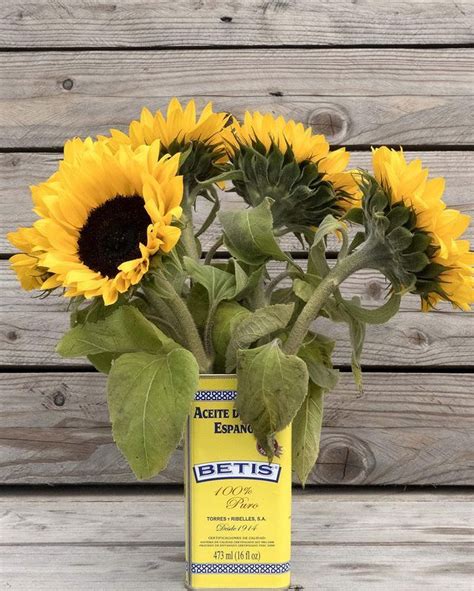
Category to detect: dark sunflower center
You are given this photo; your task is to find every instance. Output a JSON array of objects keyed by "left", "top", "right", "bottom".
[{"left": 77, "top": 195, "right": 150, "bottom": 278}]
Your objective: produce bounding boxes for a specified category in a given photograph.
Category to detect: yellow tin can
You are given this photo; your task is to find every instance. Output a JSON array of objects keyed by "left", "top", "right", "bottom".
[{"left": 184, "top": 375, "right": 292, "bottom": 590}]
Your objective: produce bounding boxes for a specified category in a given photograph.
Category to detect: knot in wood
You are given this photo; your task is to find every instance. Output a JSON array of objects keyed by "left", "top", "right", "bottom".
[
  {"left": 62, "top": 79, "right": 74, "bottom": 91},
  {"left": 407, "top": 328, "right": 429, "bottom": 348},
  {"left": 7, "top": 330, "right": 18, "bottom": 342},
  {"left": 53, "top": 392, "right": 66, "bottom": 407},
  {"left": 315, "top": 434, "right": 375, "bottom": 484},
  {"left": 308, "top": 106, "right": 349, "bottom": 143},
  {"left": 366, "top": 280, "right": 383, "bottom": 301}
]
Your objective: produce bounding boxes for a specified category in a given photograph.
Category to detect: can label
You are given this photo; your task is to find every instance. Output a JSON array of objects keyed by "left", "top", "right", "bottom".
[{"left": 185, "top": 375, "right": 291, "bottom": 589}]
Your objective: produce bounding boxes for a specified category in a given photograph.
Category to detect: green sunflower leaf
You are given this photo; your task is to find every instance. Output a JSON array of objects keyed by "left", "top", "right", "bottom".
[
  {"left": 347, "top": 304, "right": 366, "bottom": 392},
  {"left": 183, "top": 257, "right": 246, "bottom": 306},
  {"left": 298, "top": 333, "right": 339, "bottom": 391},
  {"left": 292, "top": 381, "right": 325, "bottom": 486},
  {"left": 219, "top": 198, "right": 288, "bottom": 265},
  {"left": 57, "top": 305, "right": 177, "bottom": 361},
  {"left": 293, "top": 278, "right": 313, "bottom": 303},
  {"left": 307, "top": 240, "right": 330, "bottom": 284},
  {"left": 212, "top": 302, "right": 252, "bottom": 373},
  {"left": 225, "top": 303, "right": 295, "bottom": 372},
  {"left": 236, "top": 340, "right": 309, "bottom": 459},
  {"left": 107, "top": 349, "right": 199, "bottom": 480}
]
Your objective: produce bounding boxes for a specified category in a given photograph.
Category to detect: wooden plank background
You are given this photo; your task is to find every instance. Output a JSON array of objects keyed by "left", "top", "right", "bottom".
[
  {"left": 1, "top": 0, "right": 473, "bottom": 47},
  {"left": 0, "top": 0, "right": 473, "bottom": 487},
  {"left": 1, "top": 489, "right": 473, "bottom": 589}
]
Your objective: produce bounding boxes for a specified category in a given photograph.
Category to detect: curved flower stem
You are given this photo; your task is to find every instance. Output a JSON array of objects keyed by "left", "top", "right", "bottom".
[
  {"left": 264, "top": 270, "right": 293, "bottom": 301},
  {"left": 204, "top": 236, "right": 224, "bottom": 265},
  {"left": 148, "top": 276, "right": 211, "bottom": 372},
  {"left": 283, "top": 239, "right": 382, "bottom": 356}
]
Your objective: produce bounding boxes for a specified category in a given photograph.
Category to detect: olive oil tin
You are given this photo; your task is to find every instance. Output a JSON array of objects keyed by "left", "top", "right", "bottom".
[{"left": 184, "top": 375, "right": 291, "bottom": 590}]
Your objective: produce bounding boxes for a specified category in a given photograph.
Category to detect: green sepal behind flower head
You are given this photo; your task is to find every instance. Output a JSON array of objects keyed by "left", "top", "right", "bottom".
[
  {"left": 169, "top": 138, "right": 227, "bottom": 196},
  {"left": 230, "top": 142, "right": 347, "bottom": 231},
  {"left": 357, "top": 172, "right": 449, "bottom": 299}
]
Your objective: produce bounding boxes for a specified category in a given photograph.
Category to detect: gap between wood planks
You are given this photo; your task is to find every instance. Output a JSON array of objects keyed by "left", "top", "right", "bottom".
[
  {"left": 1, "top": 365, "right": 474, "bottom": 374},
  {"left": 1, "top": 43, "right": 474, "bottom": 52},
  {"left": 1, "top": 145, "right": 474, "bottom": 154}
]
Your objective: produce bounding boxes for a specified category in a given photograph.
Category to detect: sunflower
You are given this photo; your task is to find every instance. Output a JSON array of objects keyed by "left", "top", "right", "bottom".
[
  {"left": 368, "top": 147, "right": 473, "bottom": 311},
  {"left": 8, "top": 226, "right": 60, "bottom": 291},
  {"left": 101, "top": 99, "right": 229, "bottom": 190},
  {"left": 224, "top": 111, "right": 360, "bottom": 229},
  {"left": 8, "top": 139, "right": 183, "bottom": 305}
]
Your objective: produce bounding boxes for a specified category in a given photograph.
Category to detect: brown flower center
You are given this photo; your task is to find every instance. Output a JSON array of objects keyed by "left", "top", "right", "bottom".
[{"left": 77, "top": 195, "right": 150, "bottom": 278}]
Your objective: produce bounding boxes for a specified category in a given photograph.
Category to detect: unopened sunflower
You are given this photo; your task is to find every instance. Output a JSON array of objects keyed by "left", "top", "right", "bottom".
[
  {"left": 359, "top": 147, "right": 473, "bottom": 311},
  {"left": 8, "top": 139, "right": 183, "bottom": 305},
  {"left": 101, "top": 99, "right": 229, "bottom": 190},
  {"left": 224, "top": 111, "right": 360, "bottom": 230}
]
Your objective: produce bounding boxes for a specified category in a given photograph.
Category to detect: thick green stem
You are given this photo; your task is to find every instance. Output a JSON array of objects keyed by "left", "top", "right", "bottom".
[
  {"left": 181, "top": 198, "right": 200, "bottom": 261},
  {"left": 283, "top": 240, "right": 381, "bottom": 356},
  {"left": 253, "top": 275, "right": 267, "bottom": 310},
  {"left": 148, "top": 277, "right": 210, "bottom": 372}
]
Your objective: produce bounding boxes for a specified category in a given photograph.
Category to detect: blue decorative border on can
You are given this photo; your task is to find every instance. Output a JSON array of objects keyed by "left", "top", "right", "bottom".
[
  {"left": 195, "top": 389, "right": 237, "bottom": 401},
  {"left": 189, "top": 562, "right": 290, "bottom": 574}
]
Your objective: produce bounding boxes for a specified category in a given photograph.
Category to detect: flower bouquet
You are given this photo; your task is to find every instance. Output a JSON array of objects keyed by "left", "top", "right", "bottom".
[{"left": 8, "top": 99, "right": 473, "bottom": 589}]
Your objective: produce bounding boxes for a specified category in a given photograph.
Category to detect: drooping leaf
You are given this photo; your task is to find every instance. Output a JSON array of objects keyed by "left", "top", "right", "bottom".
[
  {"left": 323, "top": 296, "right": 366, "bottom": 392},
  {"left": 219, "top": 198, "right": 288, "bottom": 265},
  {"left": 225, "top": 303, "right": 295, "bottom": 372},
  {"left": 236, "top": 340, "right": 309, "bottom": 458},
  {"left": 107, "top": 350, "right": 199, "bottom": 480},
  {"left": 298, "top": 333, "right": 339, "bottom": 391},
  {"left": 57, "top": 306, "right": 177, "bottom": 359},
  {"left": 292, "top": 381, "right": 324, "bottom": 486},
  {"left": 346, "top": 305, "right": 366, "bottom": 392}
]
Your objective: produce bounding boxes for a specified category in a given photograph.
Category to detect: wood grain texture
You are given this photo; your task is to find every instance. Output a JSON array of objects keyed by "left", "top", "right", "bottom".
[
  {"left": 0, "top": 49, "right": 472, "bottom": 147},
  {"left": 0, "top": 0, "right": 473, "bottom": 47},
  {"left": 2, "top": 489, "right": 472, "bottom": 545},
  {"left": 2, "top": 150, "right": 473, "bottom": 253},
  {"left": 3, "top": 544, "right": 473, "bottom": 591},
  {"left": 1, "top": 259, "right": 473, "bottom": 368},
  {"left": 1, "top": 490, "right": 473, "bottom": 590},
  {"left": 1, "top": 372, "right": 472, "bottom": 485}
]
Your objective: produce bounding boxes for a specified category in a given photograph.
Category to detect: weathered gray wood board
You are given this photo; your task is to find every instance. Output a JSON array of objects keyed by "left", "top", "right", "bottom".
[
  {"left": 2, "top": 150, "right": 473, "bottom": 253},
  {"left": 1, "top": 372, "right": 472, "bottom": 485},
  {"left": 4, "top": 544, "right": 473, "bottom": 591},
  {"left": 3, "top": 489, "right": 472, "bottom": 545},
  {"left": 1, "top": 490, "right": 473, "bottom": 590},
  {"left": 2, "top": 260, "right": 473, "bottom": 368},
  {"left": 1, "top": 49, "right": 472, "bottom": 147},
  {"left": 1, "top": 0, "right": 472, "bottom": 47}
]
